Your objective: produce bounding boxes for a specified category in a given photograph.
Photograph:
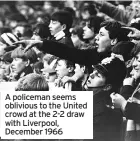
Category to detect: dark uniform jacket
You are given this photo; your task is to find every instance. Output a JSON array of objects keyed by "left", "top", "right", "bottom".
[{"left": 93, "top": 90, "right": 123, "bottom": 141}]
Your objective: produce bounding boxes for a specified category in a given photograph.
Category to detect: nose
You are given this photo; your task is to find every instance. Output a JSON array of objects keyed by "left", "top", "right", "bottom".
[
  {"left": 11, "top": 60, "right": 15, "bottom": 66},
  {"left": 132, "top": 58, "right": 137, "bottom": 67},
  {"left": 31, "top": 34, "right": 35, "bottom": 40},
  {"left": 95, "top": 34, "right": 99, "bottom": 41},
  {"left": 83, "top": 26, "right": 86, "bottom": 31},
  {"left": 55, "top": 66, "right": 59, "bottom": 71},
  {"left": 48, "top": 22, "right": 52, "bottom": 28}
]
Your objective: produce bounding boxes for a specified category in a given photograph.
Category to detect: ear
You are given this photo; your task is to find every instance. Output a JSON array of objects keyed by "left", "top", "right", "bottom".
[
  {"left": 81, "top": 66, "right": 86, "bottom": 73},
  {"left": 62, "top": 24, "right": 66, "bottom": 31},
  {"left": 68, "top": 66, "right": 74, "bottom": 73},
  {"left": 103, "top": 84, "right": 112, "bottom": 91},
  {"left": 111, "top": 38, "right": 118, "bottom": 46},
  {"left": 25, "top": 59, "right": 30, "bottom": 67}
]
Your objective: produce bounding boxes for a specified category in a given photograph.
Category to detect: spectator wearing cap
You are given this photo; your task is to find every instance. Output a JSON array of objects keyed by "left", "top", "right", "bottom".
[
  {"left": 48, "top": 10, "right": 74, "bottom": 48},
  {"left": 15, "top": 73, "right": 49, "bottom": 91},
  {"left": 0, "top": 32, "right": 19, "bottom": 57},
  {"left": 85, "top": 54, "right": 127, "bottom": 141},
  {"left": 10, "top": 47, "right": 37, "bottom": 81},
  {"left": 0, "top": 32, "right": 19, "bottom": 46},
  {"left": 0, "top": 32, "right": 20, "bottom": 71}
]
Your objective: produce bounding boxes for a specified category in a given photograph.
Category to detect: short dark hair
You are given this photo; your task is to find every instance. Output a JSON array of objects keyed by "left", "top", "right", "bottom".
[
  {"left": 100, "top": 21, "right": 129, "bottom": 42},
  {"left": 132, "top": 42, "right": 140, "bottom": 56},
  {"left": 63, "top": 7, "right": 76, "bottom": 18},
  {"left": 51, "top": 10, "right": 73, "bottom": 31},
  {"left": 33, "top": 23, "right": 51, "bottom": 39},
  {"left": 89, "top": 16, "right": 104, "bottom": 34},
  {"left": 82, "top": 4, "right": 97, "bottom": 16},
  {"left": 33, "top": 61, "right": 44, "bottom": 74}
]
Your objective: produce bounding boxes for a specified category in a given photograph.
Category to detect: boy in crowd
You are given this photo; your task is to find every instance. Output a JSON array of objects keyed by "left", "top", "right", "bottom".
[
  {"left": 49, "top": 10, "right": 74, "bottom": 48},
  {"left": 55, "top": 58, "right": 75, "bottom": 90},
  {"left": 10, "top": 47, "right": 37, "bottom": 81}
]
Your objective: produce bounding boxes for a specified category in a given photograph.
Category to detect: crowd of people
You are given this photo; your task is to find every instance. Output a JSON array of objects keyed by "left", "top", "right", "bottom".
[{"left": 1, "top": 0, "right": 140, "bottom": 141}]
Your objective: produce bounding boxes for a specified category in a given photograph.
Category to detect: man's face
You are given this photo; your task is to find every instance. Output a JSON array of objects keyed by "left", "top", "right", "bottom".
[
  {"left": 83, "top": 22, "right": 94, "bottom": 39},
  {"left": 11, "top": 58, "right": 27, "bottom": 75},
  {"left": 131, "top": 52, "right": 140, "bottom": 79},
  {"left": 95, "top": 27, "right": 112, "bottom": 53},
  {"left": 55, "top": 60, "right": 69, "bottom": 78},
  {"left": 31, "top": 32, "right": 42, "bottom": 40},
  {"left": 86, "top": 69, "right": 106, "bottom": 89},
  {"left": 0, "top": 61, "right": 10, "bottom": 75},
  {"left": 49, "top": 20, "right": 63, "bottom": 36}
]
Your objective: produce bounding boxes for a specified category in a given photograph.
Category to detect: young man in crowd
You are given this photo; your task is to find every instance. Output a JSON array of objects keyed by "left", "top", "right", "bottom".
[
  {"left": 9, "top": 47, "right": 37, "bottom": 81},
  {"left": 54, "top": 58, "right": 75, "bottom": 90},
  {"left": 49, "top": 10, "right": 74, "bottom": 48}
]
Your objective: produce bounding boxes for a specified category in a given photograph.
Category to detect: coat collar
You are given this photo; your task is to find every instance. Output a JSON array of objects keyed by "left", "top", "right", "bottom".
[{"left": 54, "top": 31, "right": 65, "bottom": 41}]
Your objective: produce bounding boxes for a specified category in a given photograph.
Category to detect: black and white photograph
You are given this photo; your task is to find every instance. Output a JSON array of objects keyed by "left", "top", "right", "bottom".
[{"left": 0, "top": 0, "right": 140, "bottom": 141}]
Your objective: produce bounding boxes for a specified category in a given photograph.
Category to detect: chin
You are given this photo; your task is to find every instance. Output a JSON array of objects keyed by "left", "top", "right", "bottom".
[{"left": 97, "top": 49, "right": 102, "bottom": 53}]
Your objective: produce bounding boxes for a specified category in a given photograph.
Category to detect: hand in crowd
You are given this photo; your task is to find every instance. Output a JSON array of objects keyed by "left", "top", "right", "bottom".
[
  {"left": 54, "top": 78, "right": 63, "bottom": 87},
  {"left": 110, "top": 93, "right": 127, "bottom": 110},
  {"left": 128, "top": 97, "right": 140, "bottom": 104},
  {"left": 13, "top": 40, "right": 43, "bottom": 52},
  {"left": 130, "top": 69, "right": 140, "bottom": 81},
  {"left": 61, "top": 76, "right": 76, "bottom": 86},
  {"left": 123, "top": 77, "right": 135, "bottom": 86},
  {"left": 122, "top": 26, "right": 140, "bottom": 40}
]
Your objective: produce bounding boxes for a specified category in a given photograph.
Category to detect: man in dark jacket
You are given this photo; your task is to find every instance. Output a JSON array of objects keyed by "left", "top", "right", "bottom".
[
  {"left": 49, "top": 10, "right": 74, "bottom": 48},
  {"left": 85, "top": 54, "right": 127, "bottom": 141}
]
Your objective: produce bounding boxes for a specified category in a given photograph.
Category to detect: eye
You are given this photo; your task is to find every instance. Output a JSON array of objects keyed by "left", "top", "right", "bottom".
[
  {"left": 137, "top": 59, "right": 140, "bottom": 62},
  {"left": 99, "top": 32, "right": 104, "bottom": 36},
  {"left": 52, "top": 21, "right": 57, "bottom": 24},
  {"left": 96, "top": 72, "right": 101, "bottom": 77},
  {"left": 33, "top": 32, "right": 38, "bottom": 36},
  {"left": 87, "top": 23, "right": 91, "bottom": 28}
]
